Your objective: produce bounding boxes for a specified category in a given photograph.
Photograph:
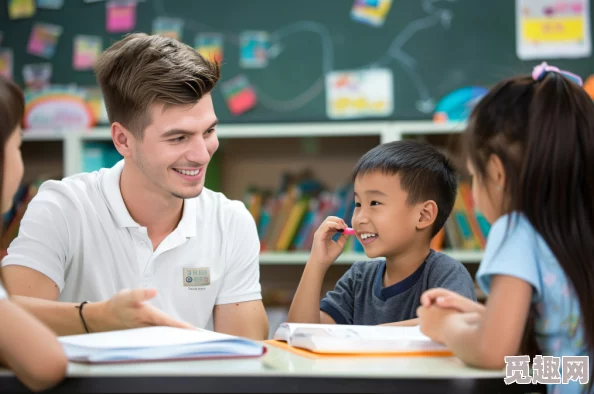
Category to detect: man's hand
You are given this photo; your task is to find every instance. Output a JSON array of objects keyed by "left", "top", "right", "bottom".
[
  {"left": 420, "top": 288, "right": 485, "bottom": 314},
  {"left": 87, "top": 288, "right": 195, "bottom": 332}
]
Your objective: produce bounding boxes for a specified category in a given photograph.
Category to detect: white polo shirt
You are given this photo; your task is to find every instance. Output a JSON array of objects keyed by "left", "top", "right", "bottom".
[{"left": 1, "top": 160, "right": 262, "bottom": 329}]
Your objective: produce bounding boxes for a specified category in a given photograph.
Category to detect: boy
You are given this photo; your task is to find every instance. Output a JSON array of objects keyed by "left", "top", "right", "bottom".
[{"left": 288, "top": 140, "right": 476, "bottom": 325}]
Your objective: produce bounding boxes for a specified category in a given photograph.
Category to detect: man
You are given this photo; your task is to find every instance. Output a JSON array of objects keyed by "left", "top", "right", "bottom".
[{"left": 2, "top": 33, "right": 268, "bottom": 340}]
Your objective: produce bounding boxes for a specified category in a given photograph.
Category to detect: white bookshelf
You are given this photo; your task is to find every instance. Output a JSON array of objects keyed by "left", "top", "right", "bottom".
[
  {"left": 22, "top": 121, "right": 483, "bottom": 265},
  {"left": 22, "top": 120, "right": 467, "bottom": 176}
]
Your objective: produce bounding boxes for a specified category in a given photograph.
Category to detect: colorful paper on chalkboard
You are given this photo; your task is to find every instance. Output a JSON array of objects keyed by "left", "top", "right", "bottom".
[
  {"left": 516, "top": 0, "right": 591, "bottom": 59},
  {"left": 195, "top": 33, "right": 224, "bottom": 63},
  {"left": 106, "top": 0, "right": 136, "bottom": 33},
  {"left": 27, "top": 23, "right": 63, "bottom": 59},
  {"left": 152, "top": 17, "right": 184, "bottom": 41},
  {"left": 351, "top": 0, "right": 392, "bottom": 27},
  {"left": 22, "top": 63, "right": 52, "bottom": 90},
  {"left": 433, "top": 86, "right": 488, "bottom": 123},
  {"left": 73, "top": 35, "right": 102, "bottom": 70},
  {"left": 36, "top": 0, "right": 64, "bottom": 9},
  {"left": 221, "top": 75, "right": 257, "bottom": 116},
  {"left": 0, "top": 49, "right": 13, "bottom": 80},
  {"left": 24, "top": 87, "right": 96, "bottom": 129},
  {"left": 240, "top": 31, "right": 269, "bottom": 68},
  {"left": 81, "top": 86, "right": 109, "bottom": 125},
  {"left": 326, "top": 69, "right": 393, "bottom": 119},
  {"left": 9, "top": 0, "right": 36, "bottom": 19}
]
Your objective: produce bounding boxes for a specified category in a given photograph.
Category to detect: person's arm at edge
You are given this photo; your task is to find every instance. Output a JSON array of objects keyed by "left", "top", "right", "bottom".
[{"left": 0, "top": 299, "right": 67, "bottom": 392}]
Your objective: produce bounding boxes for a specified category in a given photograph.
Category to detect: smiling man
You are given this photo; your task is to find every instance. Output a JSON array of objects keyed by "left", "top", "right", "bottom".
[{"left": 1, "top": 33, "right": 269, "bottom": 340}]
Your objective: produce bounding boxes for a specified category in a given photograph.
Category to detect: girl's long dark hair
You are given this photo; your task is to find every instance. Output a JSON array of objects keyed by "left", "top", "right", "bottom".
[
  {"left": 0, "top": 76, "right": 25, "bottom": 279},
  {"left": 466, "top": 73, "right": 594, "bottom": 382}
]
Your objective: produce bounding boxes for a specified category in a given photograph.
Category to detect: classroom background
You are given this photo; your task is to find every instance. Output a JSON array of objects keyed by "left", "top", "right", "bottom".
[{"left": 1, "top": 0, "right": 593, "bottom": 337}]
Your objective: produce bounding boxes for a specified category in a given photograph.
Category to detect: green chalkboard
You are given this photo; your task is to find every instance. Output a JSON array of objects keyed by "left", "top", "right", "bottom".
[{"left": 0, "top": 0, "right": 592, "bottom": 123}]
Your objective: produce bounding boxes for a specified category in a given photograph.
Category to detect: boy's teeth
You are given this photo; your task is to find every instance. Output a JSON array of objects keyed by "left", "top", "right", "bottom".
[
  {"left": 175, "top": 168, "right": 200, "bottom": 176},
  {"left": 361, "top": 233, "right": 378, "bottom": 239}
]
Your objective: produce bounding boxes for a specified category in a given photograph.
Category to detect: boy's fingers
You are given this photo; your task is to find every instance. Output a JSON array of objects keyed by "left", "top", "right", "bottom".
[
  {"left": 323, "top": 220, "right": 344, "bottom": 233},
  {"left": 326, "top": 216, "right": 343, "bottom": 222},
  {"left": 335, "top": 233, "right": 349, "bottom": 248}
]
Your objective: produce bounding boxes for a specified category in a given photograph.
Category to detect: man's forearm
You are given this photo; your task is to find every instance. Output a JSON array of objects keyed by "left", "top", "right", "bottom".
[
  {"left": 287, "top": 262, "right": 328, "bottom": 323},
  {"left": 11, "top": 296, "right": 111, "bottom": 336}
]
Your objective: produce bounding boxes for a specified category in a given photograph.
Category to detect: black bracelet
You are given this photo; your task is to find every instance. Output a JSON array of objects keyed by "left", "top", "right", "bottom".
[{"left": 76, "top": 301, "right": 90, "bottom": 333}]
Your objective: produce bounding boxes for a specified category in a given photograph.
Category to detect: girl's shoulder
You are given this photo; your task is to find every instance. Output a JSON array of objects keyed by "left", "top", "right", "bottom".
[{"left": 477, "top": 213, "right": 552, "bottom": 299}]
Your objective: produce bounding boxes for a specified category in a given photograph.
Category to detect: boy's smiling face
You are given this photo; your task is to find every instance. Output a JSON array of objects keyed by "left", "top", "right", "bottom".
[{"left": 352, "top": 170, "right": 427, "bottom": 260}]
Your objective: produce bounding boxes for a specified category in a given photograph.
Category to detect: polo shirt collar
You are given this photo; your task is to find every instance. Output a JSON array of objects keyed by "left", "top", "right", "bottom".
[
  {"left": 177, "top": 197, "right": 197, "bottom": 238},
  {"left": 102, "top": 160, "right": 197, "bottom": 238},
  {"left": 102, "top": 160, "right": 138, "bottom": 228}
]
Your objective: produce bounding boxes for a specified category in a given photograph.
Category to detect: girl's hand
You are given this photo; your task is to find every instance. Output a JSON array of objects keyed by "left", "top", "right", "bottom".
[
  {"left": 420, "top": 288, "right": 486, "bottom": 314},
  {"left": 416, "top": 304, "right": 459, "bottom": 344}
]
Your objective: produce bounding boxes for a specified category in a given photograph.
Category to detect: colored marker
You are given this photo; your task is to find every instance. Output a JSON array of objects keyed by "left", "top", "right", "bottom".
[{"left": 337, "top": 227, "right": 356, "bottom": 235}]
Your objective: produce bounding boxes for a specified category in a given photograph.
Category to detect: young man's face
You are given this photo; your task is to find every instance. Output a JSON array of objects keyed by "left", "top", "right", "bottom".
[
  {"left": 133, "top": 93, "right": 219, "bottom": 200},
  {"left": 352, "top": 170, "right": 422, "bottom": 260}
]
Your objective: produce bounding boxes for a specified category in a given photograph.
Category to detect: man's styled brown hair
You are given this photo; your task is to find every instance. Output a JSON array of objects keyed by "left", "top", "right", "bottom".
[{"left": 94, "top": 33, "right": 221, "bottom": 139}]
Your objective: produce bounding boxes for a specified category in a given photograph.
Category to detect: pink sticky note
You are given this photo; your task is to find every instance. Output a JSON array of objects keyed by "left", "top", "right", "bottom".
[
  {"left": 227, "top": 88, "right": 256, "bottom": 115},
  {"left": 73, "top": 36, "right": 102, "bottom": 70},
  {"left": 106, "top": 0, "right": 136, "bottom": 33}
]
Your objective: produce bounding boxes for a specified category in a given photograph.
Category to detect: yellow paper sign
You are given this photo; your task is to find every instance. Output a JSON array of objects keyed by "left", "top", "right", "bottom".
[{"left": 523, "top": 17, "right": 584, "bottom": 41}]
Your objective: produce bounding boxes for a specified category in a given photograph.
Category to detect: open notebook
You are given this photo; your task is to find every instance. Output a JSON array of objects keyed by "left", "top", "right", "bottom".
[
  {"left": 273, "top": 323, "right": 451, "bottom": 355},
  {"left": 58, "top": 326, "right": 266, "bottom": 364}
]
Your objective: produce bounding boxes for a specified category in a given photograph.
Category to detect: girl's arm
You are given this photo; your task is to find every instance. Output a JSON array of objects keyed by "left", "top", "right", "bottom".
[
  {"left": 421, "top": 275, "right": 533, "bottom": 369},
  {"left": 0, "top": 299, "right": 67, "bottom": 392}
]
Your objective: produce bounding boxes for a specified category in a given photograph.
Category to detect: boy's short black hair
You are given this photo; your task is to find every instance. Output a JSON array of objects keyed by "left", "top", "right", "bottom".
[{"left": 352, "top": 140, "right": 458, "bottom": 237}]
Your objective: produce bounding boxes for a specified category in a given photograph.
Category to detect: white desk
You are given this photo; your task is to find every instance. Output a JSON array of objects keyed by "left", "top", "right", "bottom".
[{"left": 0, "top": 344, "right": 545, "bottom": 393}]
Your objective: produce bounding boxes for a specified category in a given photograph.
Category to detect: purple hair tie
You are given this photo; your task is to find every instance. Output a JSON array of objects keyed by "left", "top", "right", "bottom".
[{"left": 532, "top": 61, "right": 583, "bottom": 86}]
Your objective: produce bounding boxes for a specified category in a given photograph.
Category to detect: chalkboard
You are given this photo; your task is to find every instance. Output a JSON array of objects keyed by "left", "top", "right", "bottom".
[{"left": 0, "top": 0, "right": 592, "bottom": 123}]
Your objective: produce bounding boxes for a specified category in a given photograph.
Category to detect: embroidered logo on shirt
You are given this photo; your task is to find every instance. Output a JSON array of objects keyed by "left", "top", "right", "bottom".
[{"left": 183, "top": 268, "right": 210, "bottom": 287}]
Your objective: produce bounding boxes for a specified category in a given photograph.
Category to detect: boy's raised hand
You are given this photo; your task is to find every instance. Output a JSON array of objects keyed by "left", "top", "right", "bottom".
[{"left": 309, "top": 216, "right": 350, "bottom": 267}]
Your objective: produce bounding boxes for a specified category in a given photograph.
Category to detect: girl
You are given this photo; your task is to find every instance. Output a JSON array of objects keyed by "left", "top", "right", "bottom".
[
  {"left": 0, "top": 75, "right": 67, "bottom": 391},
  {"left": 417, "top": 62, "right": 593, "bottom": 394}
]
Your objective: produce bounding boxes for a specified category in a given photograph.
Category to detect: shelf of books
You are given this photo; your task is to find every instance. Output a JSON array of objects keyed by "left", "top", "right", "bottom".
[
  {"left": 245, "top": 169, "right": 487, "bottom": 266},
  {"left": 259, "top": 250, "right": 483, "bottom": 265}
]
